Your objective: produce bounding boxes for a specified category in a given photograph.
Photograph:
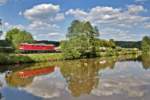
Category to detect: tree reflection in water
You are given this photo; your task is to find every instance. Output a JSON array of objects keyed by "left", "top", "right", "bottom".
[
  {"left": 141, "top": 54, "right": 150, "bottom": 70},
  {"left": 5, "top": 73, "right": 33, "bottom": 87},
  {"left": 60, "top": 58, "right": 116, "bottom": 97}
]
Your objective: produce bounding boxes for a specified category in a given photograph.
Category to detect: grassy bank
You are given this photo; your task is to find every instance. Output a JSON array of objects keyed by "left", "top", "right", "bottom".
[
  {"left": 0, "top": 47, "right": 141, "bottom": 65},
  {"left": 25, "top": 53, "right": 63, "bottom": 62},
  {"left": 0, "top": 53, "right": 63, "bottom": 65},
  {"left": 97, "top": 47, "right": 141, "bottom": 57}
]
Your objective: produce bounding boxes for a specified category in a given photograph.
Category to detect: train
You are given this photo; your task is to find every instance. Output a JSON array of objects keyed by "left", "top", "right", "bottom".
[{"left": 18, "top": 43, "right": 59, "bottom": 53}]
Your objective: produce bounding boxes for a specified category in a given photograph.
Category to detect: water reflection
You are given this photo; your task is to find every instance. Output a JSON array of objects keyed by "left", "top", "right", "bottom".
[
  {"left": 60, "top": 58, "right": 116, "bottom": 97},
  {"left": 5, "top": 63, "right": 55, "bottom": 87},
  {"left": 141, "top": 54, "right": 150, "bottom": 69},
  {"left": 0, "top": 54, "right": 150, "bottom": 100}
]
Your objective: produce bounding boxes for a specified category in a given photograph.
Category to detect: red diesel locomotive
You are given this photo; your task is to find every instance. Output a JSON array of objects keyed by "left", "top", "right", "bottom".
[{"left": 19, "top": 43, "right": 56, "bottom": 53}]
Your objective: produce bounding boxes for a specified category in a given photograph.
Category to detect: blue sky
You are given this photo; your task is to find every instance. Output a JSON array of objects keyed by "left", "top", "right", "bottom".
[{"left": 0, "top": 0, "right": 150, "bottom": 41}]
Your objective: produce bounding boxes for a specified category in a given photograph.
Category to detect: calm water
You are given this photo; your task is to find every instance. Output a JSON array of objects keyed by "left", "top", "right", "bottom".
[{"left": 0, "top": 55, "right": 150, "bottom": 100}]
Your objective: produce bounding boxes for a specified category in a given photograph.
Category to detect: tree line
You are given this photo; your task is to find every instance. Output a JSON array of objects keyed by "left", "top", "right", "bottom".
[{"left": 0, "top": 20, "right": 150, "bottom": 58}]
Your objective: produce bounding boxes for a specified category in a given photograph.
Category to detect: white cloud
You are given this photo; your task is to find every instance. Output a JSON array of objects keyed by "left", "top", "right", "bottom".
[
  {"left": 127, "top": 5, "right": 146, "bottom": 14},
  {"left": 3, "top": 22, "right": 25, "bottom": 30},
  {"left": 36, "top": 32, "right": 60, "bottom": 38},
  {"left": 54, "top": 13, "right": 65, "bottom": 22},
  {"left": 66, "top": 5, "right": 148, "bottom": 26},
  {"left": 23, "top": 3, "right": 64, "bottom": 30},
  {"left": 66, "top": 5, "right": 150, "bottom": 40},
  {"left": 144, "top": 23, "right": 150, "bottom": 29},
  {"left": 28, "top": 21, "right": 57, "bottom": 30},
  {"left": 24, "top": 3, "right": 60, "bottom": 21},
  {"left": 48, "top": 32, "right": 60, "bottom": 37},
  {"left": 66, "top": 9, "right": 88, "bottom": 20},
  {"left": 22, "top": 3, "right": 65, "bottom": 40},
  {"left": 0, "top": 0, "right": 7, "bottom": 5}
]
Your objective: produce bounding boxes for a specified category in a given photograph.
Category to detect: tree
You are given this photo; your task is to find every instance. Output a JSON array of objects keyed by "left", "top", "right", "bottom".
[
  {"left": 61, "top": 20, "right": 100, "bottom": 59},
  {"left": 67, "top": 20, "right": 99, "bottom": 38},
  {"left": 141, "top": 36, "right": 150, "bottom": 54},
  {"left": 6, "top": 28, "right": 34, "bottom": 50}
]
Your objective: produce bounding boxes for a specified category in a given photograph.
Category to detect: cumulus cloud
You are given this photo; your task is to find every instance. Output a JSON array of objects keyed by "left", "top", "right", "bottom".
[
  {"left": 127, "top": 5, "right": 146, "bottom": 14},
  {"left": 3, "top": 22, "right": 25, "bottom": 30},
  {"left": 22, "top": 3, "right": 65, "bottom": 40},
  {"left": 66, "top": 5, "right": 148, "bottom": 26},
  {"left": 66, "top": 9, "right": 88, "bottom": 20},
  {"left": 23, "top": 3, "right": 64, "bottom": 30},
  {"left": 66, "top": 5, "right": 150, "bottom": 41},
  {"left": 23, "top": 3, "right": 64, "bottom": 25},
  {"left": 24, "top": 3, "right": 60, "bottom": 21}
]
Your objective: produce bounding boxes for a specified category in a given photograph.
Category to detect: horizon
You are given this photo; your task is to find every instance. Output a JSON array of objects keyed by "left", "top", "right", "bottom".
[{"left": 0, "top": 0, "right": 150, "bottom": 41}]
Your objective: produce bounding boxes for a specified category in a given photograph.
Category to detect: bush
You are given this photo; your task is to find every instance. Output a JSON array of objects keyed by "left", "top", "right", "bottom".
[
  {"left": 141, "top": 36, "right": 150, "bottom": 54},
  {"left": 0, "top": 53, "right": 34, "bottom": 65},
  {"left": 0, "top": 53, "right": 8, "bottom": 64}
]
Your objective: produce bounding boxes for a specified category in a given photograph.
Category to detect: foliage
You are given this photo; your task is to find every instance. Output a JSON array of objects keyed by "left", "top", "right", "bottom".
[
  {"left": 95, "top": 39, "right": 116, "bottom": 49},
  {"left": 61, "top": 20, "right": 100, "bottom": 59},
  {"left": 0, "top": 40, "right": 14, "bottom": 53},
  {"left": 0, "top": 53, "right": 33, "bottom": 65},
  {"left": 141, "top": 54, "right": 150, "bottom": 69},
  {"left": 115, "top": 41, "right": 141, "bottom": 49},
  {"left": 141, "top": 36, "right": 150, "bottom": 53},
  {"left": 5, "top": 28, "right": 34, "bottom": 50}
]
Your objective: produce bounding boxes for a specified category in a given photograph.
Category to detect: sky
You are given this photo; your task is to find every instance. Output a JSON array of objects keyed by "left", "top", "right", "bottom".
[{"left": 0, "top": 0, "right": 150, "bottom": 41}]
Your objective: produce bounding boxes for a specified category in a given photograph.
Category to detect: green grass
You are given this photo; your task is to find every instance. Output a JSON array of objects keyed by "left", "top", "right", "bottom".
[
  {"left": 0, "top": 47, "right": 141, "bottom": 65},
  {"left": 25, "top": 53, "right": 63, "bottom": 62},
  {"left": 0, "top": 53, "right": 63, "bottom": 65}
]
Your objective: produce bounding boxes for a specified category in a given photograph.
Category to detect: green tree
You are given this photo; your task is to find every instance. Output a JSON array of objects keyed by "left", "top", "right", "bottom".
[
  {"left": 61, "top": 20, "right": 100, "bottom": 59},
  {"left": 6, "top": 28, "right": 34, "bottom": 50},
  {"left": 141, "top": 36, "right": 150, "bottom": 54}
]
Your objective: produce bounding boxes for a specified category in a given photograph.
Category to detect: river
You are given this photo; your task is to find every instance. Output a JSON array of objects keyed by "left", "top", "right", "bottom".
[{"left": 0, "top": 54, "right": 150, "bottom": 100}]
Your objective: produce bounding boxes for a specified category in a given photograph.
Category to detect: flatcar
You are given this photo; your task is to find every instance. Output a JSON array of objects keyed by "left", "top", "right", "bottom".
[{"left": 18, "top": 43, "right": 56, "bottom": 53}]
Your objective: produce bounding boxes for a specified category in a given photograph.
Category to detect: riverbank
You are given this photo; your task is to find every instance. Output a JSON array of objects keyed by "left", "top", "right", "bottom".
[
  {"left": 0, "top": 49, "right": 141, "bottom": 65},
  {"left": 0, "top": 53, "right": 63, "bottom": 65},
  {"left": 97, "top": 47, "right": 141, "bottom": 56}
]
